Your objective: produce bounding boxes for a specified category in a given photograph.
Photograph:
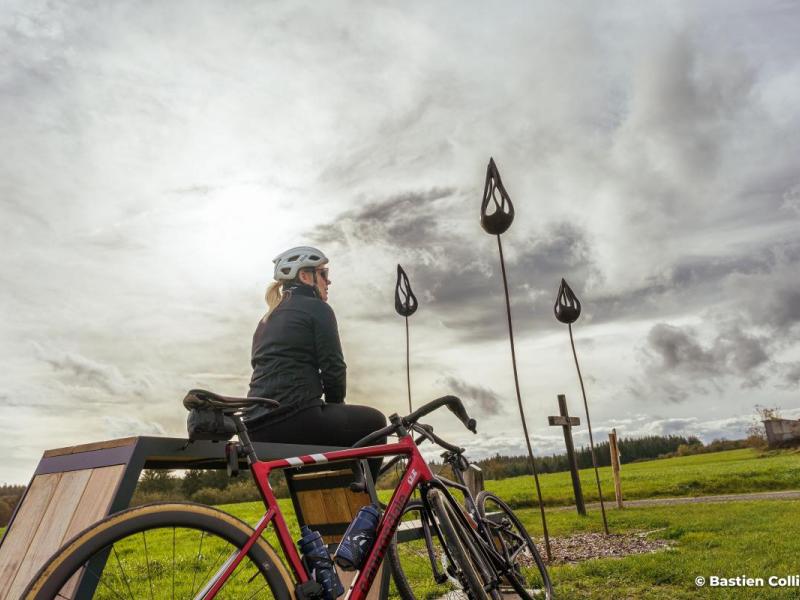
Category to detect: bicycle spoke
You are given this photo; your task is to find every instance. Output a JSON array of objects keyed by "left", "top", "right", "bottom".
[
  {"left": 112, "top": 545, "right": 136, "bottom": 600},
  {"left": 82, "top": 559, "right": 130, "bottom": 600},
  {"left": 193, "top": 542, "right": 233, "bottom": 596},
  {"left": 189, "top": 530, "right": 206, "bottom": 596},
  {"left": 142, "top": 531, "right": 155, "bottom": 600},
  {"left": 242, "top": 581, "right": 270, "bottom": 600},
  {"left": 172, "top": 527, "right": 176, "bottom": 600}
]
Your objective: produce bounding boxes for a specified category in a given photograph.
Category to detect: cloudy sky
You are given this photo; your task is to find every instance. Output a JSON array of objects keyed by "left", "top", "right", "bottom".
[{"left": 2, "top": 1, "right": 799, "bottom": 484}]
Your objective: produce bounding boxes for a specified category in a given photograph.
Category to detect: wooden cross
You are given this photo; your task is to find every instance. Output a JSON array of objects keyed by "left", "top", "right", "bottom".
[{"left": 548, "top": 394, "right": 586, "bottom": 516}]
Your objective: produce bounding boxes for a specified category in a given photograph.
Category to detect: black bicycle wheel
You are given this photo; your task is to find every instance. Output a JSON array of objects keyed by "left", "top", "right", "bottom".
[
  {"left": 23, "top": 502, "right": 294, "bottom": 600},
  {"left": 427, "top": 490, "right": 493, "bottom": 600},
  {"left": 389, "top": 500, "right": 474, "bottom": 600},
  {"left": 476, "top": 491, "right": 553, "bottom": 599}
]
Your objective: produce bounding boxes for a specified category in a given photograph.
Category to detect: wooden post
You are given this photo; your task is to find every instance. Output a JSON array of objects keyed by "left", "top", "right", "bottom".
[
  {"left": 609, "top": 428, "right": 623, "bottom": 509},
  {"left": 548, "top": 394, "right": 585, "bottom": 516},
  {"left": 463, "top": 464, "right": 485, "bottom": 500}
]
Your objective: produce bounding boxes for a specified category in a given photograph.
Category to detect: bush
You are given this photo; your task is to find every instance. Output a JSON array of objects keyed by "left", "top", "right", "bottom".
[
  {"left": 191, "top": 480, "right": 262, "bottom": 505},
  {"left": 0, "top": 498, "right": 12, "bottom": 526}
]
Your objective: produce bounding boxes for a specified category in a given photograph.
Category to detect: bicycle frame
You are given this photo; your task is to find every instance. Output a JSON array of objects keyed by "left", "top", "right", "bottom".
[{"left": 199, "top": 433, "right": 436, "bottom": 600}]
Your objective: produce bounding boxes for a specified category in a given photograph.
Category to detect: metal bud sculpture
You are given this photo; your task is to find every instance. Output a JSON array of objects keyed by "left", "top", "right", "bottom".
[
  {"left": 395, "top": 265, "right": 418, "bottom": 412},
  {"left": 395, "top": 265, "right": 418, "bottom": 317},
  {"left": 554, "top": 278, "right": 581, "bottom": 324},
  {"left": 480, "top": 157, "right": 552, "bottom": 560},
  {"left": 554, "top": 277, "right": 610, "bottom": 535},
  {"left": 480, "top": 157, "right": 515, "bottom": 235}
]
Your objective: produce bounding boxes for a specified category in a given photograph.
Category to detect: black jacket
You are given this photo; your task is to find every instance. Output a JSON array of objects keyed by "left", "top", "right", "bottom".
[{"left": 247, "top": 282, "right": 346, "bottom": 422}]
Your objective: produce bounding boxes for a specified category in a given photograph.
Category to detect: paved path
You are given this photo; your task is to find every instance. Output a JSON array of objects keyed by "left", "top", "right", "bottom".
[{"left": 567, "top": 489, "right": 800, "bottom": 510}]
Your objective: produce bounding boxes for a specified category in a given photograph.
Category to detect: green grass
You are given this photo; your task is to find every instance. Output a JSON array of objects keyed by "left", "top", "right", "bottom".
[
  {"left": 529, "top": 499, "right": 800, "bottom": 599},
  {"left": 218, "top": 496, "right": 800, "bottom": 599},
  {"left": 482, "top": 448, "right": 800, "bottom": 508}
]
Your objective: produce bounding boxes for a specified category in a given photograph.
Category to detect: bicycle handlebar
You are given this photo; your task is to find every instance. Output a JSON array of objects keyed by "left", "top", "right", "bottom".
[
  {"left": 403, "top": 395, "right": 477, "bottom": 433},
  {"left": 352, "top": 395, "right": 476, "bottom": 449}
]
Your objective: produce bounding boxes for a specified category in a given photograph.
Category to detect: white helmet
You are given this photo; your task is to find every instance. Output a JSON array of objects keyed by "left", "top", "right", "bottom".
[{"left": 272, "top": 246, "right": 329, "bottom": 281}]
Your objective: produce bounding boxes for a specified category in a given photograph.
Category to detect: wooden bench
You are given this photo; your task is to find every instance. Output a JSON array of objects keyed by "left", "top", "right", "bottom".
[{"left": 0, "top": 436, "right": 388, "bottom": 599}]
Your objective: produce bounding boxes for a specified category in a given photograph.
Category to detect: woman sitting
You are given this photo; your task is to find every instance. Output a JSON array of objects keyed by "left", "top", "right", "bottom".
[{"left": 245, "top": 246, "right": 386, "bottom": 482}]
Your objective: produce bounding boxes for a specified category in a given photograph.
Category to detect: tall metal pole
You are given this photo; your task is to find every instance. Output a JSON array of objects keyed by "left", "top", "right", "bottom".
[
  {"left": 395, "top": 265, "right": 418, "bottom": 413},
  {"left": 405, "top": 316, "right": 411, "bottom": 413},
  {"left": 481, "top": 157, "right": 551, "bottom": 560},
  {"left": 498, "top": 236, "right": 552, "bottom": 559},
  {"left": 555, "top": 277, "right": 609, "bottom": 534},
  {"left": 569, "top": 323, "right": 609, "bottom": 533}
]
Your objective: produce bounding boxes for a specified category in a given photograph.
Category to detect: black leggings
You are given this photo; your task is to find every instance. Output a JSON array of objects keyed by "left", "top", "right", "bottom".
[{"left": 248, "top": 403, "right": 387, "bottom": 483}]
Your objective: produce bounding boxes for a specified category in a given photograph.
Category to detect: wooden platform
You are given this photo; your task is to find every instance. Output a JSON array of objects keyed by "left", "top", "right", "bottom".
[{"left": 0, "top": 436, "right": 388, "bottom": 599}]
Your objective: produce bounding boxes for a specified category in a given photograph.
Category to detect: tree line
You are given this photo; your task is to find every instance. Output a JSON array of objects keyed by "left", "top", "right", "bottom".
[{"left": 468, "top": 434, "right": 705, "bottom": 480}]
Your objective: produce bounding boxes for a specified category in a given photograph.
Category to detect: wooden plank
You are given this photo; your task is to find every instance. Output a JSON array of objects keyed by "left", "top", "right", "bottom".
[
  {"left": 62, "top": 465, "right": 125, "bottom": 540},
  {"left": 0, "top": 473, "right": 62, "bottom": 599},
  {"left": 7, "top": 470, "right": 92, "bottom": 599},
  {"left": 298, "top": 489, "right": 328, "bottom": 525},
  {"left": 346, "top": 489, "right": 371, "bottom": 516},
  {"left": 42, "top": 437, "right": 138, "bottom": 459},
  {"left": 548, "top": 416, "right": 580, "bottom": 427},
  {"left": 56, "top": 465, "right": 126, "bottom": 598},
  {"left": 323, "top": 489, "right": 355, "bottom": 525}
]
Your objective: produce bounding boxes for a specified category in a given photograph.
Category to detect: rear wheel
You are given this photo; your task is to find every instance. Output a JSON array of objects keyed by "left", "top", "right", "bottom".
[
  {"left": 476, "top": 492, "right": 553, "bottom": 599},
  {"left": 22, "top": 502, "right": 293, "bottom": 600}
]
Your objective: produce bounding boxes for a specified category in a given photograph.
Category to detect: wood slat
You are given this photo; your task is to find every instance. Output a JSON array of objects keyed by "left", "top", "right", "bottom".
[
  {"left": 56, "top": 465, "right": 126, "bottom": 599},
  {"left": 0, "top": 473, "right": 62, "bottom": 599},
  {"left": 323, "top": 489, "right": 354, "bottom": 525},
  {"left": 6, "top": 470, "right": 92, "bottom": 599},
  {"left": 42, "top": 437, "right": 138, "bottom": 459}
]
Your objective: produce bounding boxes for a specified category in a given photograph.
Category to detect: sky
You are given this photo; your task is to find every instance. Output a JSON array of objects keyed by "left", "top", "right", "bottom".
[{"left": 1, "top": 1, "right": 799, "bottom": 484}]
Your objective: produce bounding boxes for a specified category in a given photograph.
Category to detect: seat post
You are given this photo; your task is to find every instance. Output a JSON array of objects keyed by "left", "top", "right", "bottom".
[{"left": 232, "top": 414, "right": 261, "bottom": 465}]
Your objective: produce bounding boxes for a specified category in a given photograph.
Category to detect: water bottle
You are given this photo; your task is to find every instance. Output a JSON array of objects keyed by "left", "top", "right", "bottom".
[
  {"left": 297, "top": 526, "right": 344, "bottom": 599},
  {"left": 334, "top": 504, "right": 381, "bottom": 571}
]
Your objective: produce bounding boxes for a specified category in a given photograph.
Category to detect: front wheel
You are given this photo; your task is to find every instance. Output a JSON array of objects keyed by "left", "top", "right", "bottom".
[
  {"left": 476, "top": 491, "right": 553, "bottom": 599},
  {"left": 22, "top": 502, "right": 294, "bottom": 600},
  {"left": 428, "top": 490, "right": 497, "bottom": 599}
]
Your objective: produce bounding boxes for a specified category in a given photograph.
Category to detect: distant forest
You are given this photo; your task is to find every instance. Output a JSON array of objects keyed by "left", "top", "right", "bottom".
[
  {"left": 0, "top": 435, "right": 751, "bottom": 528},
  {"left": 470, "top": 434, "right": 717, "bottom": 481}
]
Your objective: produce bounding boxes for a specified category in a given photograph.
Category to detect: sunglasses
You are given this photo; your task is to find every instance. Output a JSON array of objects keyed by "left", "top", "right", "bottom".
[{"left": 315, "top": 267, "right": 329, "bottom": 283}]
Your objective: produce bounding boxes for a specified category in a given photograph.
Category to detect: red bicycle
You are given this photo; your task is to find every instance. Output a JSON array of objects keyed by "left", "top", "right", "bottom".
[{"left": 24, "top": 392, "right": 551, "bottom": 599}]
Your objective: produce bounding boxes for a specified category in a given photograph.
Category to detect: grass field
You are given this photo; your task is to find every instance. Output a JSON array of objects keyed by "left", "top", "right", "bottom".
[
  {"left": 216, "top": 496, "right": 800, "bottom": 599},
  {"left": 480, "top": 448, "right": 800, "bottom": 508},
  {"left": 535, "top": 499, "right": 800, "bottom": 599}
]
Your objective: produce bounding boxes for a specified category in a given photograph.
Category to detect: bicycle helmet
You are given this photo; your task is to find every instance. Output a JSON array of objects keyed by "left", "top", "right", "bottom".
[{"left": 272, "top": 246, "right": 329, "bottom": 281}]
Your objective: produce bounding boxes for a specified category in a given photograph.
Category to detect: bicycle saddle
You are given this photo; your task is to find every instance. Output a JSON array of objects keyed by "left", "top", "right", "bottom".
[{"left": 183, "top": 389, "right": 280, "bottom": 413}]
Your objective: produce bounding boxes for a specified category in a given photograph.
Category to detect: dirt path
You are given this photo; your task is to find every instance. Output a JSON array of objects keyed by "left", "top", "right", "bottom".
[{"left": 569, "top": 489, "right": 800, "bottom": 510}]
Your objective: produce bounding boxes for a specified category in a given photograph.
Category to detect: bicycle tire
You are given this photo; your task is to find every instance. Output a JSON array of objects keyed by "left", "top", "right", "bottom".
[
  {"left": 22, "top": 502, "right": 294, "bottom": 600},
  {"left": 476, "top": 491, "right": 554, "bottom": 599},
  {"left": 389, "top": 500, "right": 475, "bottom": 600},
  {"left": 427, "top": 490, "right": 492, "bottom": 600}
]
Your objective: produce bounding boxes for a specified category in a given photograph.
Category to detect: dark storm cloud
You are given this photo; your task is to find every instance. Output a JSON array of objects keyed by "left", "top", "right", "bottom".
[
  {"left": 592, "top": 240, "right": 800, "bottom": 324},
  {"left": 441, "top": 376, "right": 503, "bottom": 415},
  {"left": 783, "top": 363, "right": 800, "bottom": 386},
  {"left": 636, "top": 321, "right": 771, "bottom": 402},
  {"left": 311, "top": 186, "right": 457, "bottom": 246},
  {"left": 312, "top": 193, "right": 602, "bottom": 342},
  {"left": 647, "top": 323, "right": 769, "bottom": 379},
  {"left": 758, "top": 287, "right": 800, "bottom": 329}
]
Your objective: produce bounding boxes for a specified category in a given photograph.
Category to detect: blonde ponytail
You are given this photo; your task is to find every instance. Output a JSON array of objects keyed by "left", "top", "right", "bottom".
[{"left": 263, "top": 281, "right": 286, "bottom": 321}]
